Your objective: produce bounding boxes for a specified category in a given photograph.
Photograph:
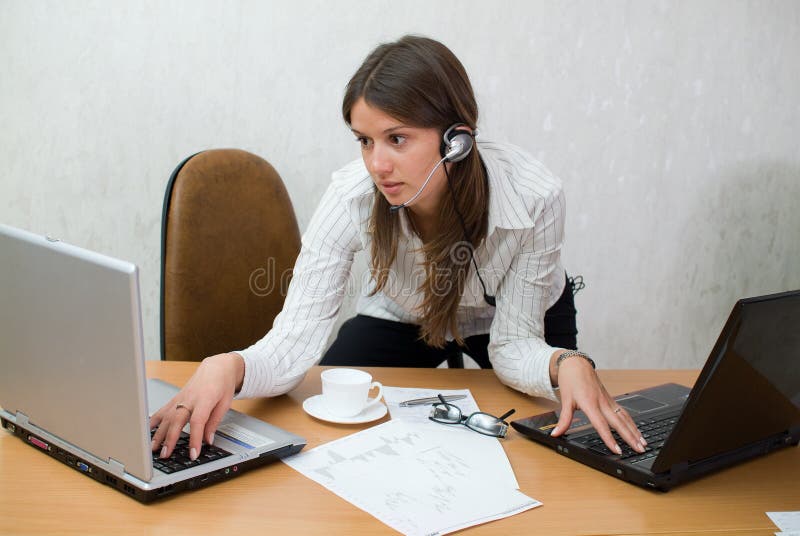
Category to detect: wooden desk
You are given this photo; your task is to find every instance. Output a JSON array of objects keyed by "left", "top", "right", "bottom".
[{"left": 1, "top": 364, "right": 797, "bottom": 535}]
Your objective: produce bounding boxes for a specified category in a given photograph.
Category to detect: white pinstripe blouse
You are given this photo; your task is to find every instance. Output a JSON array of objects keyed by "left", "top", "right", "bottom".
[{"left": 236, "top": 140, "right": 566, "bottom": 402}]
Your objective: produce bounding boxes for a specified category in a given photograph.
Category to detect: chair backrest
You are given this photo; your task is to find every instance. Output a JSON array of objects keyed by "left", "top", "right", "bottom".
[{"left": 160, "top": 149, "right": 301, "bottom": 361}]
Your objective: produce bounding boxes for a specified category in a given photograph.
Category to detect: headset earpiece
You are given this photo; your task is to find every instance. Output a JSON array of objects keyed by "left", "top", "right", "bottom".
[
  {"left": 440, "top": 124, "right": 474, "bottom": 163},
  {"left": 391, "top": 123, "right": 476, "bottom": 212}
]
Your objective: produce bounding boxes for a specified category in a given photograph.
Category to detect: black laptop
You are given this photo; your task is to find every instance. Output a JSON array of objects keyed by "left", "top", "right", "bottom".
[{"left": 511, "top": 290, "right": 800, "bottom": 490}]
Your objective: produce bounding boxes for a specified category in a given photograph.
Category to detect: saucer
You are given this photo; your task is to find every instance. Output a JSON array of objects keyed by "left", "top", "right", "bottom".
[{"left": 302, "top": 394, "right": 388, "bottom": 424}]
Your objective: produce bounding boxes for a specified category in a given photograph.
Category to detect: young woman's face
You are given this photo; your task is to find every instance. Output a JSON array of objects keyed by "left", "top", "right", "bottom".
[{"left": 350, "top": 97, "right": 447, "bottom": 217}]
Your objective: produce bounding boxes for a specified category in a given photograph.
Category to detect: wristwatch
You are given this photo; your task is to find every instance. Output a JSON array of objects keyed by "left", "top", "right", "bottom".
[{"left": 556, "top": 350, "right": 596, "bottom": 369}]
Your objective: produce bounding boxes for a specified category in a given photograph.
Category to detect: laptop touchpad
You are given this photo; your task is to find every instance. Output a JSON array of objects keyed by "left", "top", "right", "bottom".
[{"left": 617, "top": 395, "right": 667, "bottom": 414}]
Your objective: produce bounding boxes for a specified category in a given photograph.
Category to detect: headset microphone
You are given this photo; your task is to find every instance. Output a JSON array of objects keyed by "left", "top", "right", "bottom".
[
  {"left": 389, "top": 124, "right": 475, "bottom": 212},
  {"left": 387, "top": 124, "right": 496, "bottom": 307},
  {"left": 389, "top": 156, "right": 447, "bottom": 213}
]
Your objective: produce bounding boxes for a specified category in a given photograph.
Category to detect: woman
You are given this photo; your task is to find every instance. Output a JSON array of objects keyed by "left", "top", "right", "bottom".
[{"left": 151, "top": 35, "right": 646, "bottom": 462}]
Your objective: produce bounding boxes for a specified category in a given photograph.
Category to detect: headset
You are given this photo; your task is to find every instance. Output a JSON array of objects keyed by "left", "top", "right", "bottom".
[
  {"left": 389, "top": 123, "right": 496, "bottom": 307},
  {"left": 439, "top": 123, "right": 475, "bottom": 163},
  {"left": 388, "top": 124, "right": 475, "bottom": 213}
]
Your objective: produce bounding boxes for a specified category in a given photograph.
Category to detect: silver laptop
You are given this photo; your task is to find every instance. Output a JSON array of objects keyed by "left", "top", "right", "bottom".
[{"left": 0, "top": 224, "right": 306, "bottom": 502}]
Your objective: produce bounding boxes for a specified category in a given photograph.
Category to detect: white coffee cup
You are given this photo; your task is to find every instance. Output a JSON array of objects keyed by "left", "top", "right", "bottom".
[{"left": 320, "top": 368, "right": 383, "bottom": 418}]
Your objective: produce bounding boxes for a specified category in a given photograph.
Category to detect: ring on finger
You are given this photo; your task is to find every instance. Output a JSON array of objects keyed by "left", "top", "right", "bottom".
[
  {"left": 613, "top": 407, "right": 623, "bottom": 414},
  {"left": 175, "top": 403, "right": 193, "bottom": 415}
]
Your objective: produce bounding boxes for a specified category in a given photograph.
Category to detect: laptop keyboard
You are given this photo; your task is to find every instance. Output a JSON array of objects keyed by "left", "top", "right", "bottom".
[
  {"left": 572, "top": 411, "right": 681, "bottom": 464},
  {"left": 150, "top": 429, "right": 233, "bottom": 474}
]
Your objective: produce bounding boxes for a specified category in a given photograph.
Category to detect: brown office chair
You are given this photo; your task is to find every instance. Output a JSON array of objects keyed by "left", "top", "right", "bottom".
[{"left": 160, "top": 149, "right": 301, "bottom": 361}]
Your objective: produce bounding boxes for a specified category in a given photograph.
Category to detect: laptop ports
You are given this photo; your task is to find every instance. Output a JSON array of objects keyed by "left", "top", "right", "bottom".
[{"left": 27, "top": 435, "right": 49, "bottom": 451}]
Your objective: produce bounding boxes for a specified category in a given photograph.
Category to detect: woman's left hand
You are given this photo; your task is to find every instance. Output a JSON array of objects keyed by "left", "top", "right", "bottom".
[{"left": 549, "top": 355, "right": 647, "bottom": 455}]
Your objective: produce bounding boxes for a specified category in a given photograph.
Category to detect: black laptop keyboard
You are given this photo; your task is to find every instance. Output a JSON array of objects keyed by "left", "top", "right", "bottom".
[
  {"left": 572, "top": 411, "right": 681, "bottom": 464},
  {"left": 150, "top": 429, "right": 233, "bottom": 474}
]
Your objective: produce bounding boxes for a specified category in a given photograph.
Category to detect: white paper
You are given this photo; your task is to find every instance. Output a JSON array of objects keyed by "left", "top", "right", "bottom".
[
  {"left": 382, "top": 386, "right": 519, "bottom": 489},
  {"left": 383, "top": 387, "right": 481, "bottom": 424},
  {"left": 284, "top": 419, "right": 540, "bottom": 536},
  {"left": 768, "top": 512, "right": 800, "bottom": 532}
]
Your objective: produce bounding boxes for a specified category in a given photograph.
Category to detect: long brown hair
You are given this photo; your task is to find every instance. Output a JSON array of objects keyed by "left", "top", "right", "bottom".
[{"left": 342, "top": 35, "right": 489, "bottom": 347}]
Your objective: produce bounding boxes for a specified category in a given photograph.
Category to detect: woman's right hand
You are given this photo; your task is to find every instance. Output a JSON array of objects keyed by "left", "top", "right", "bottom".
[{"left": 149, "top": 352, "right": 245, "bottom": 461}]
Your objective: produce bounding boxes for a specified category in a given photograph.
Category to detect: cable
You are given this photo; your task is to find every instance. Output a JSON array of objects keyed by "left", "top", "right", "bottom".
[
  {"left": 443, "top": 164, "right": 496, "bottom": 307},
  {"left": 567, "top": 274, "right": 586, "bottom": 295},
  {"left": 389, "top": 156, "right": 449, "bottom": 213}
]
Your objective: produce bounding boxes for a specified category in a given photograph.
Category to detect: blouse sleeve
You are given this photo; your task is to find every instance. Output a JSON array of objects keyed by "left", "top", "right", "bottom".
[
  {"left": 487, "top": 186, "right": 566, "bottom": 402},
  {"left": 234, "top": 180, "right": 362, "bottom": 398}
]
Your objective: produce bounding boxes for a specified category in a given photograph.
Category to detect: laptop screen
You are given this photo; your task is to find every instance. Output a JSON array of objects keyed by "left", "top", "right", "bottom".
[
  {"left": 652, "top": 291, "right": 800, "bottom": 473},
  {"left": 0, "top": 225, "right": 153, "bottom": 480}
]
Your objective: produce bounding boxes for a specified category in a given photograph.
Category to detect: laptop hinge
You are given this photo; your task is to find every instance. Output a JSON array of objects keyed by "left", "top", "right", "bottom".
[
  {"left": 14, "top": 411, "right": 30, "bottom": 427},
  {"left": 669, "top": 461, "right": 690, "bottom": 475},
  {"left": 107, "top": 458, "right": 126, "bottom": 478}
]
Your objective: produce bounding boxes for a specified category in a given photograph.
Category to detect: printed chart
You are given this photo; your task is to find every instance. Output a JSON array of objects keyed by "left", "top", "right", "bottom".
[{"left": 284, "top": 419, "right": 539, "bottom": 536}]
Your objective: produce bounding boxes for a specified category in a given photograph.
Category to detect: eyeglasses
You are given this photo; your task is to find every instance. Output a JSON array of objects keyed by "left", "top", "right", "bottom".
[{"left": 428, "top": 394, "right": 516, "bottom": 438}]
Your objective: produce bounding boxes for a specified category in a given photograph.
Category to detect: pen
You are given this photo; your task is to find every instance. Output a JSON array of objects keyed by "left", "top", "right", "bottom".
[{"left": 398, "top": 395, "right": 467, "bottom": 407}]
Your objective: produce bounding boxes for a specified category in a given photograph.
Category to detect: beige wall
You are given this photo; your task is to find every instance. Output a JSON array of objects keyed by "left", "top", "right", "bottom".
[{"left": 2, "top": 0, "right": 799, "bottom": 367}]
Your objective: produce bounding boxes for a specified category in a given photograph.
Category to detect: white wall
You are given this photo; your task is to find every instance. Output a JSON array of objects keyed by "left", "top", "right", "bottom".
[{"left": 2, "top": 0, "right": 799, "bottom": 368}]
